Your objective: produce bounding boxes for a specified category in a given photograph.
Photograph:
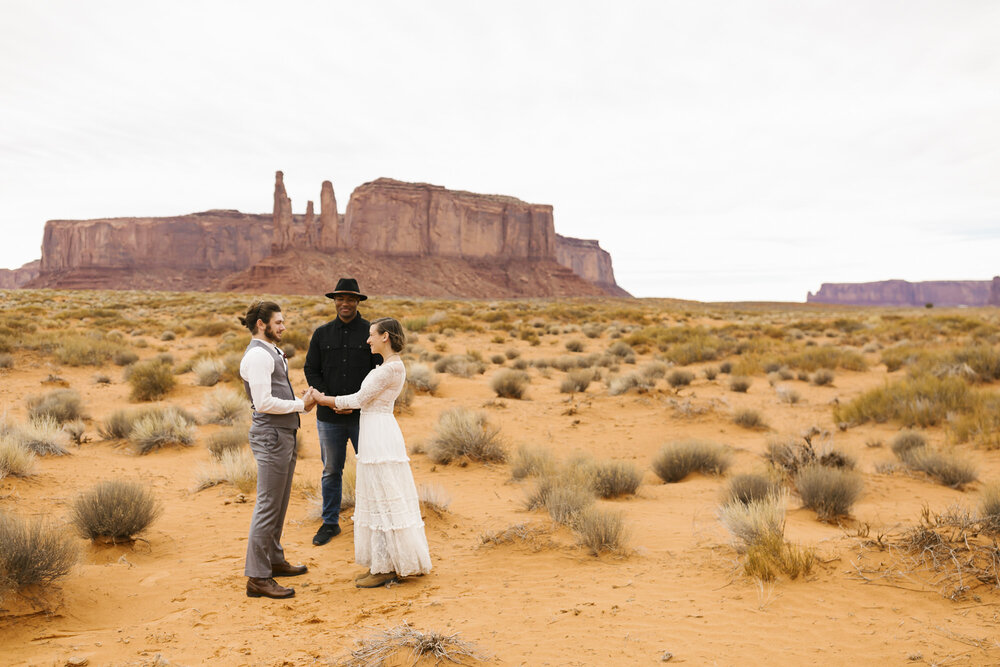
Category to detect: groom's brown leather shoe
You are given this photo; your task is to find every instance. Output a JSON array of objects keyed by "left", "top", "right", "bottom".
[
  {"left": 246, "top": 577, "right": 295, "bottom": 599},
  {"left": 355, "top": 571, "right": 397, "bottom": 588},
  {"left": 271, "top": 561, "right": 308, "bottom": 577}
]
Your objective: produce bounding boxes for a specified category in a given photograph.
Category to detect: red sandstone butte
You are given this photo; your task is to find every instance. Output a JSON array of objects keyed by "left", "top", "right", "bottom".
[
  {"left": 807, "top": 279, "right": 997, "bottom": 307},
  {"left": 21, "top": 174, "right": 629, "bottom": 298}
]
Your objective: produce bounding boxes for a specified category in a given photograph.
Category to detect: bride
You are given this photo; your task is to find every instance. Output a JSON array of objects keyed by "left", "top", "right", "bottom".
[{"left": 311, "top": 317, "right": 432, "bottom": 588}]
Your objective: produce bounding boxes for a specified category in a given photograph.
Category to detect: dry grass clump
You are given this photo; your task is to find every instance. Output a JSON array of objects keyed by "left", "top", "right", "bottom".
[
  {"left": 0, "top": 435, "right": 36, "bottom": 478},
  {"left": 565, "top": 339, "right": 585, "bottom": 352},
  {"left": 717, "top": 492, "right": 814, "bottom": 581},
  {"left": 723, "top": 473, "right": 782, "bottom": 506},
  {"left": 559, "top": 368, "right": 595, "bottom": 394},
  {"left": 608, "top": 372, "right": 655, "bottom": 396},
  {"left": 196, "top": 448, "right": 258, "bottom": 493},
  {"left": 54, "top": 335, "right": 122, "bottom": 366},
  {"left": 417, "top": 483, "right": 452, "bottom": 514},
  {"left": 776, "top": 386, "right": 801, "bottom": 404},
  {"left": 890, "top": 430, "right": 927, "bottom": 459},
  {"left": 406, "top": 362, "right": 440, "bottom": 393},
  {"left": 0, "top": 353, "right": 13, "bottom": 369},
  {"left": 7, "top": 416, "right": 71, "bottom": 456},
  {"left": 667, "top": 369, "right": 694, "bottom": 388},
  {"left": 99, "top": 406, "right": 161, "bottom": 440},
  {"left": 903, "top": 447, "right": 978, "bottom": 489},
  {"left": 203, "top": 388, "right": 250, "bottom": 425},
  {"left": 703, "top": 365, "right": 719, "bottom": 380},
  {"left": 588, "top": 460, "right": 642, "bottom": 498},
  {"left": 729, "top": 376, "right": 752, "bottom": 393},
  {"left": 526, "top": 477, "right": 595, "bottom": 525},
  {"left": 127, "top": 358, "right": 176, "bottom": 401},
  {"left": 574, "top": 507, "right": 629, "bottom": 555},
  {"left": 433, "top": 354, "right": 485, "bottom": 377},
  {"left": 607, "top": 341, "right": 634, "bottom": 358},
  {"left": 980, "top": 482, "right": 1000, "bottom": 532},
  {"left": 207, "top": 427, "right": 247, "bottom": 459},
  {"left": 479, "top": 522, "right": 550, "bottom": 547},
  {"left": 651, "top": 440, "right": 731, "bottom": 483},
  {"left": 112, "top": 349, "right": 139, "bottom": 366},
  {"left": 510, "top": 444, "right": 558, "bottom": 480},
  {"left": 193, "top": 357, "right": 225, "bottom": 386},
  {"left": 743, "top": 534, "right": 816, "bottom": 582},
  {"left": 129, "top": 407, "right": 196, "bottom": 455},
  {"left": 811, "top": 369, "right": 835, "bottom": 386},
  {"left": 793, "top": 465, "right": 863, "bottom": 520},
  {"left": 639, "top": 360, "right": 669, "bottom": 379},
  {"left": 426, "top": 408, "right": 506, "bottom": 464},
  {"left": 490, "top": 369, "right": 530, "bottom": 399},
  {"left": 71, "top": 479, "right": 161, "bottom": 542},
  {"left": 26, "top": 389, "right": 86, "bottom": 423},
  {"left": 733, "top": 409, "right": 767, "bottom": 430},
  {"left": 764, "top": 436, "right": 855, "bottom": 476},
  {"left": 0, "top": 511, "right": 78, "bottom": 600},
  {"left": 338, "top": 620, "right": 489, "bottom": 667},
  {"left": 833, "top": 374, "right": 972, "bottom": 428}
]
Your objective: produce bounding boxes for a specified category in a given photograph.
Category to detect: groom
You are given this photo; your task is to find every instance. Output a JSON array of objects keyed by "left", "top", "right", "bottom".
[{"left": 303, "top": 278, "right": 381, "bottom": 545}]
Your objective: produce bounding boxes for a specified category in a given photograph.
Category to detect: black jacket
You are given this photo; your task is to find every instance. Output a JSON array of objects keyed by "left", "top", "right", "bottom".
[{"left": 303, "top": 312, "right": 381, "bottom": 423}]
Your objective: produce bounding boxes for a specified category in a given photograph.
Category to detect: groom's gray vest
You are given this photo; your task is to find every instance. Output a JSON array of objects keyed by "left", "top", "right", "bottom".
[{"left": 242, "top": 339, "right": 300, "bottom": 430}]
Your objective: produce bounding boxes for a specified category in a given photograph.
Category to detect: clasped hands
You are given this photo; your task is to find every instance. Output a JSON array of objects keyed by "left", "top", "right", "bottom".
[{"left": 300, "top": 387, "right": 353, "bottom": 414}]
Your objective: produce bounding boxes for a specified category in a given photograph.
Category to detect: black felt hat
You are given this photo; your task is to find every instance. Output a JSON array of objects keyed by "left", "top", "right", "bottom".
[{"left": 325, "top": 278, "right": 368, "bottom": 301}]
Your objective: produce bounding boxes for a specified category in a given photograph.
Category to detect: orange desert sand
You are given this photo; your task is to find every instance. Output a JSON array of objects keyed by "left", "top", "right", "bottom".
[{"left": 2, "top": 291, "right": 999, "bottom": 666}]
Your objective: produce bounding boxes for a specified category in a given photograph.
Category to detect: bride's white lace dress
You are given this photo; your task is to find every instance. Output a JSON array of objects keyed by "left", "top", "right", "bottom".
[{"left": 334, "top": 358, "right": 431, "bottom": 577}]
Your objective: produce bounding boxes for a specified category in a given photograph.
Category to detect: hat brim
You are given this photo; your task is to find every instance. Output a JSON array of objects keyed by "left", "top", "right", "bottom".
[{"left": 325, "top": 291, "right": 368, "bottom": 301}]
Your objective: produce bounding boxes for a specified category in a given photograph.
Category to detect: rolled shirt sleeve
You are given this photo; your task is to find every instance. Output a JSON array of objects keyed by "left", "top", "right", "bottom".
[{"left": 239, "top": 346, "right": 305, "bottom": 414}]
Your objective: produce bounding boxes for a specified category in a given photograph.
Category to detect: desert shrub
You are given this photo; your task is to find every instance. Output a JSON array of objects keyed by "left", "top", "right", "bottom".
[
  {"left": 406, "top": 362, "right": 440, "bottom": 394},
  {"left": 71, "top": 479, "right": 161, "bottom": 541},
  {"left": 490, "top": 354, "right": 505, "bottom": 365},
  {"left": 608, "top": 372, "right": 654, "bottom": 396},
  {"left": 729, "top": 376, "right": 752, "bottom": 393},
  {"left": 160, "top": 330, "right": 176, "bottom": 341},
  {"left": 0, "top": 436, "right": 36, "bottom": 478},
  {"left": 26, "top": 389, "right": 85, "bottom": 423},
  {"left": 811, "top": 369, "right": 835, "bottom": 386},
  {"left": 94, "top": 373, "right": 111, "bottom": 385},
  {"left": 0, "top": 353, "right": 13, "bottom": 369},
  {"left": 99, "top": 407, "right": 160, "bottom": 440},
  {"left": 717, "top": 493, "right": 785, "bottom": 548},
  {"left": 786, "top": 346, "right": 867, "bottom": 372},
  {"left": 207, "top": 427, "right": 247, "bottom": 459},
  {"left": 490, "top": 369, "right": 530, "bottom": 399},
  {"left": 565, "top": 339, "right": 585, "bottom": 353},
  {"left": 129, "top": 407, "right": 196, "bottom": 454},
  {"left": 743, "top": 533, "right": 815, "bottom": 581},
  {"left": 193, "top": 357, "right": 225, "bottom": 386},
  {"left": 219, "top": 448, "right": 257, "bottom": 492},
  {"left": 667, "top": 369, "right": 694, "bottom": 388},
  {"left": 433, "top": 354, "right": 485, "bottom": 377},
  {"left": 776, "top": 386, "right": 800, "bottom": 404},
  {"left": 112, "top": 349, "right": 139, "bottom": 366},
  {"left": 904, "top": 447, "right": 978, "bottom": 489},
  {"left": 589, "top": 460, "right": 641, "bottom": 498},
  {"left": 652, "top": 440, "right": 731, "bottom": 483},
  {"left": 640, "top": 361, "right": 669, "bottom": 380},
  {"left": 950, "top": 393, "right": 1000, "bottom": 450},
  {"left": 607, "top": 341, "right": 633, "bottom": 358},
  {"left": 404, "top": 316, "right": 428, "bottom": 332},
  {"left": 890, "top": 430, "right": 927, "bottom": 459},
  {"left": 733, "top": 409, "right": 767, "bottom": 430},
  {"left": 128, "top": 359, "right": 176, "bottom": 401},
  {"left": 203, "top": 388, "right": 250, "bottom": 425},
  {"left": 502, "top": 347, "right": 520, "bottom": 361},
  {"left": 394, "top": 382, "right": 415, "bottom": 414},
  {"left": 764, "top": 436, "right": 855, "bottom": 475},
  {"left": 63, "top": 419, "right": 88, "bottom": 446},
  {"left": 8, "top": 417, "right": 70, "bottom": 456},
  {"left": 0, "top": 512, "right": 78, "bottom": 598},
  {"left": 510, "top": 445, "right": 558, "bottom": 480},
  {"left": 574, "top": 507, "right": 628, "bottom": 555},
  {"left": 719, "top": 361, "right": 733, "bottom": 374},
  {"left": 582, "top": 323, "right": 602, "bottom": 338},
  {"left": 703, "top": 366, "right": 718, "bottom": 380},
  {"left": 55, "top": 335, "right": 121, "bottom": 366},
  {"left": 980, "top": 482, "right": 1000, "bottom": 532},
  {"left": 724, "top": 473, "right": 782, "bottom": 506},
  {"left": 528, "top": 477, "right": 595, "bottom": 525},
  {"left": 833, "top": 374, "right": 972, "bottom": 428},
  {"left": 793, "top": 465, "right": 863, "bottom": 520},
  {"left": 426, "top": 408, "right": 506, "bottom": 464},
  {"left": 559, "top": 368, "right": 595, "bottom": 394}
]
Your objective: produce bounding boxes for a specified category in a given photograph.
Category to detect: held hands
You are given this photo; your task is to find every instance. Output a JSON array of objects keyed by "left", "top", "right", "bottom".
[
  {"left": 301, "top": 387, "right": 318, "bottom": 412},
  {"left": 301, "top": 387, "right": 353, "bottom": 414}
]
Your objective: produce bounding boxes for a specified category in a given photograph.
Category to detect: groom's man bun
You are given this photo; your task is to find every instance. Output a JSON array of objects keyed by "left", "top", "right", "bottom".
[{"left": 240, "top": 300, "right": 281, "bottom": 333}]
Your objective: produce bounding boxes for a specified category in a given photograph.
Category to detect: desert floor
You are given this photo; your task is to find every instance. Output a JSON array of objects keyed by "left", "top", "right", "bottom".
[{"left": 2, "top": 292, "right": 1000, "bottom": 666}]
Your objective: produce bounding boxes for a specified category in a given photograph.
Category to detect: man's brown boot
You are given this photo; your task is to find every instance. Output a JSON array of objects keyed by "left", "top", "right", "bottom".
[
  {"left": 247, "top": 577, "right": 295, "bottom": 599},
  {"left": 271, "top": 561, "right": 308, "bottom": 577},
  {"left": 355, "top": 571, "right": 397, "bottom": 588}
]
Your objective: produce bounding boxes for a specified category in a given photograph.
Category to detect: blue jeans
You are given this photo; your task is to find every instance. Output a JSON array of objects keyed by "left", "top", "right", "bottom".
[{"left": 317, "top": 420, "right": 359, "bottom": 526}]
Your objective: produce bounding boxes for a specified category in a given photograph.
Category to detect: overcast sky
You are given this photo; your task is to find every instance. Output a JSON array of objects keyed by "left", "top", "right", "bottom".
[{"left": 1, "top": 1, "right": 998, "bottom": 301}]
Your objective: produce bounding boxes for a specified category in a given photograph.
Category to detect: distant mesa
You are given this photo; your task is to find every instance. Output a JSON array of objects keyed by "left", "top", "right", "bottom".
[
  {"left": 808, "top": 278, "right": 1000, "bottom": 307},
  {"left": 12, "top": 172, "right": 630, "bottom": 298}
]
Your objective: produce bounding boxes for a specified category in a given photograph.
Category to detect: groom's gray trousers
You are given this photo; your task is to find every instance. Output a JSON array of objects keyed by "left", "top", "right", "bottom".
[{"left": 244, "top": 425, "right": 298, "bottom": 578}]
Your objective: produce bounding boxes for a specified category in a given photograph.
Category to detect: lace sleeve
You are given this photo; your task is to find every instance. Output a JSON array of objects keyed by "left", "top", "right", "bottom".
[{"left": 334, "top": 363, "right": 404, "bottom": 410}]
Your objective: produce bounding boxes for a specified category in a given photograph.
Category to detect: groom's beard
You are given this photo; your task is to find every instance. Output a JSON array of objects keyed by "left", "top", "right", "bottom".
[{"left": 264, "top": 324, "right": 282, "bottom": 343}]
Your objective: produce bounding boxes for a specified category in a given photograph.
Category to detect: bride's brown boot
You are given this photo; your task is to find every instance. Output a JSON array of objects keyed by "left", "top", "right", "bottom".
[
  {"left": 355, "top": 571, "right": 397, "bottom": 588},
  {"left": 354, "top": 568, "right": 372, "bottom": 581}
]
